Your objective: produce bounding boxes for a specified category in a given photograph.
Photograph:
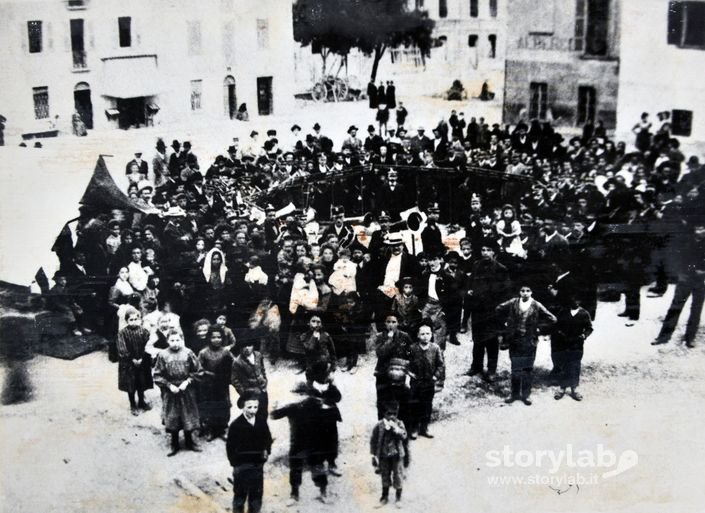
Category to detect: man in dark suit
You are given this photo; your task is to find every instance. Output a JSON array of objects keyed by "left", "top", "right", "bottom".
[
  {"left": 420, "top": 202, "right": 444, "bottom": 255},
  {"left": 374, "top": 233, "right": 417, "bottom": 327},
  {"left": 319, "top": 206, "right": 356, "bottom": 248},
  {"left": 375, "top": 170, "right": 409, "bottom": 221},
  {"left": 511, "top": 122, "right": 531, "bottom": 154},
  {"left": 125, "top": 152, "right": 148, "bottom": 179},
  {"left": 409, "top": 127, "right": 432, "bottom": 156},
  {"left": 431, "top": 128, "right": 449, "bottom": 164}
]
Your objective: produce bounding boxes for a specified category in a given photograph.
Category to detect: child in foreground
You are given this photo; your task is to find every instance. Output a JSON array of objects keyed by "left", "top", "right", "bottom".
[{"left": 370, "top": 400, "right": 409, "bottom": 508}]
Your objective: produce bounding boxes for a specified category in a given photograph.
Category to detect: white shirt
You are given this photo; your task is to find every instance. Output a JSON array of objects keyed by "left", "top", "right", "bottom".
[
  {"left": 428, "top": 273, "right": 439, "bottom": 301},
  {"left": 380, "top": 253, "right": 403, "bottom": 298},
  {"left": 519, "top": 298, "right": 533, "bottom": 312}
]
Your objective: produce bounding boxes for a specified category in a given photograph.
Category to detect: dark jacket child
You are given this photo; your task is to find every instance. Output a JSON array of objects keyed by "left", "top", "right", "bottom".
[
  {"left": 408, "top": 322, "right": 445, "bottom": 439},
  {"left": 374, "top": 314, "right": 413, "bottom": 428},
  {"left": 551, "top": 296, "right": 593, "bottom": 401},
  {"left": 153, "top": 329, "right": 203, "bottom": 456},
  {"left": 116, "top": 307, "right": 153, "bottom": 416},
  {"left": 271, "top": 390, "right": 334, "bottom": 505},
  {"left": 391, "top": 277, "right": 421, "bottom": 334},
  {"left": 370, "top": 401, "right": 409, "bottom": 507},
  {"left": 309, "top": 378, "right": 344, "bottom": 476},
  {"left": 226, "top": 391, "right": 273, "bottom": 513},
  {"left": 496, "top": 285, "right": 557, "bottom": 405},
  {"left": 300, "top": 315, "right": 337, "bottom": 388},
  {"left": 198, "top": 325, "right": 235, "bottom": 440},
  {"left": 231, "top": 341, "right": 269, "bottom": 419},
  {"left": 330, "top": 291, "right": 368, "bottom": 372}
]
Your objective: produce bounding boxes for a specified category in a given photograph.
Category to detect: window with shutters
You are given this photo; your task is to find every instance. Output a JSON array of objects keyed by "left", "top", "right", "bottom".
[
  {"left": 577, "top": 86, "right": 596, "bottom": 125},
  {"left": 574, "top": 0, "right": 610, "bottom": 56},
  {"left": 33, "top": 87, "right": 49, "bottom": 119},
  {"left": 439, "top": 0, "right": 448, "bottom": 18},
  {"left": 668, "top": 1, "right": 705, "bottom": 49},
  {"left": 529, "top": 82, "right": 548, "bottom": 120},
  {"left": 28, "top": 21, "right": 43, "bottom": 53},
  {"left": 190, "top": 80, "right": 203, "bottom": 111},
  {"left": 470, "top": 0, "right": 479, "bottom": 17},
  {"left": 489, "top": 0, "right": 498, "bottom": 17},
  {"left": 671, "top": 110, "right": 693, "bottom": 136},
  {"left": 415, "top": 0, "right": 425, "bottom": 9},
  {"left": 488, "top": 34, "right": 497, "bottom": 57},
  {"left": 118, "top": 17, "right": 131, "bottom": 47},
  {"left": 187, "top": 21, "right": 202, "bottom": 56}
]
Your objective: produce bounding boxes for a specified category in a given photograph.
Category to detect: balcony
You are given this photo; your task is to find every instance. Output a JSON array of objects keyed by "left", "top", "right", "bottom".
[
  {"left": 72, "top": 50, "right": 89, "bottom": 72},
  {"left": 67, "top": 0, "right": 88, "bottom": 10}
]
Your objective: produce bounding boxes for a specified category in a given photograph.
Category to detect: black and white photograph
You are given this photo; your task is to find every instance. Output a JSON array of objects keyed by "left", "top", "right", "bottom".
[{"left": 0, "top": 0, "right": 704, "bottom": 512}]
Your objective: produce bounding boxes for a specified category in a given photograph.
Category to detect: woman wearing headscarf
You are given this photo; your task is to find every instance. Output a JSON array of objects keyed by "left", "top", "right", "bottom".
[{"left": 199, "top": 248, "right": 233, "bottom": 320}]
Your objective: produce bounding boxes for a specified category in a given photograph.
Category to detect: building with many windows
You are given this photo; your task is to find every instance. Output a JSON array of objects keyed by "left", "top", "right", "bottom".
[
  {"left": 616, "top": 0, "right": 705, "bottom": 149},
  {"left": 0, "top": 0, "right": 296, "bottom": 139},
  {"left": 293, "top": 0, "right": 507, "bottom": 100},
  {"left": 502, "top": 0, "right": 620, "bottom": 129}
]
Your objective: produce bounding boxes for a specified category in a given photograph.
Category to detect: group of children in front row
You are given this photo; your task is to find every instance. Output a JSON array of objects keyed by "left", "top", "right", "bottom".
[{"left": 116, "top": 306, "right": 443, "bottom": 510}]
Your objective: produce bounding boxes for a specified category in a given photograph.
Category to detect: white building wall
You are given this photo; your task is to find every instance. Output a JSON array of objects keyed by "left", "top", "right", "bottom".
[
  {"left": 0, "top": 0, "right": 296, "bottom": 141},
  {"left": 616, "top": 0, "right": 705, "bottom": 152}
]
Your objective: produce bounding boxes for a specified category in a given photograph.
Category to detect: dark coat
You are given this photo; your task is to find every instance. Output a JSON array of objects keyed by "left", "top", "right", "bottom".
[{"left": 226, "top": 414, "right": 272, "bottom": 467}]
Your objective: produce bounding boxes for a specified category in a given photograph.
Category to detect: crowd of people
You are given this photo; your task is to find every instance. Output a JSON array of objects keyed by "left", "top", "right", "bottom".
[{"left": 44, "top": 104, "right": 705, "bottom": 511}]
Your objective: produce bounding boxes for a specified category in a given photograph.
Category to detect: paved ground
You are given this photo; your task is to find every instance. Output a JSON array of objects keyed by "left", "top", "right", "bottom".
[{"left": 1, "top": 285, "right": 704, "bottom": 513}]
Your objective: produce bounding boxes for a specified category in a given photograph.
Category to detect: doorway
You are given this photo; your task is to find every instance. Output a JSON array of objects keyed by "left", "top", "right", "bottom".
[
  {"left": 116, "top": 97, "right": 146, "bottom": 129},
  {"left": 73, "top": 82, "right": 93, "bottom": 129},
  {"left": 257, "top": 76, "right": 273, "bottom": 116},
  {"left": 224, "top": 76, "right": 236, "bottom": 119}
]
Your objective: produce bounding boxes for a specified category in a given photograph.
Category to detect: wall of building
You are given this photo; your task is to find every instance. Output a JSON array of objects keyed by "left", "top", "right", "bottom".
[
  {"left": 292, "top": 0, "right": 506, "bottom": 100},
  {"left": 616, "top": 0, "right": 705, "bottom": 150},
  {"left": 503, "top": 0, "right": 620, "bottom": 128},
  {"left": 0, "top": 0, "right": 296, "bottom": 139}
]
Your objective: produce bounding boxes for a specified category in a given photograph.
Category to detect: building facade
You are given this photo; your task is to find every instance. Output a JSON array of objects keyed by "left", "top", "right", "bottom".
[
  {"left": 503, "top": 0, "right": 620, "bottom": 129},
  {"left": 293, "top": 0, "right": 507, "bottom": 100},
  {"left": 616, "top": 0, "right": 705, "bottom": 150},
  {"left": 0, "top": 0, "right": 296, "bottom": 139}
]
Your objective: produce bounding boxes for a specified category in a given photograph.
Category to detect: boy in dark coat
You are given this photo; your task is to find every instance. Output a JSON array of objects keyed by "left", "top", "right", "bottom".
[
  {"left": 408, "top": 322, "right": 445, "bottom": 439},
  {"left": 370, "top": 400, "right": 409, "bottom": 507},
  {"left": 552, "top": 295, "right": 593, "bottom": 401},
  {"left": 226, "top": 391, "right": 272, "bottom": 513},
  {"left": 271, "top": 390, "right": 333, "bottom": 505}
]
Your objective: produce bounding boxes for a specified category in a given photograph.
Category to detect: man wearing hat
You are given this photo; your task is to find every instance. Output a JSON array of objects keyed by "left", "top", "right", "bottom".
[
  {"left": 375, "top": 170, "right": 409, "bottom": 222},
  {"left": 181, "top": 141, "right": 199, "bottom": 170},
  {"left": 374, "top": 233, "right": 417, "bottom": 326},
  {"left": 126, "top": 151, "right": 149, "bottom": 178},
  {"left": 421, "top": 202, "right": 445, "bottom": 255},
  {"left": 319, "top": 206, "right": 355, "bottom": 248},
  {"left": 226, "top": 390, "right": 272, "bottom": 513},
  {"left": 466, "top": 239, "right": 511, "bottom": 379},
  {"left": 409, "top": 126, "right": 432, "bottom": 155},
  {"left": 342, "top": 125, "right": 362, "bottom": 155},
  {"left": 364, "top": 125, "right": 383, "bottom": 154},
  {"left": 368, "top": 211, "right": 393, "bottom": 258},
  {"left": 417, "top": 251, "right": 451, "bottom": 349}
]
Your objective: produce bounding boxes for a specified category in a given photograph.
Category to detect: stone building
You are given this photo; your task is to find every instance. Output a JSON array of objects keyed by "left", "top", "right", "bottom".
[
  {"left": 503, "top": 0, "right": 621, "bottom": 129},
  {"left": 0, "top": 0, "right": 296, "bottom": 140}
]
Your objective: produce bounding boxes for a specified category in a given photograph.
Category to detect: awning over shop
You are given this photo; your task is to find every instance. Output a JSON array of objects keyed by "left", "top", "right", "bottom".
[{"left": 101, "top": 54, "right": 160, "bottom": 99}]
